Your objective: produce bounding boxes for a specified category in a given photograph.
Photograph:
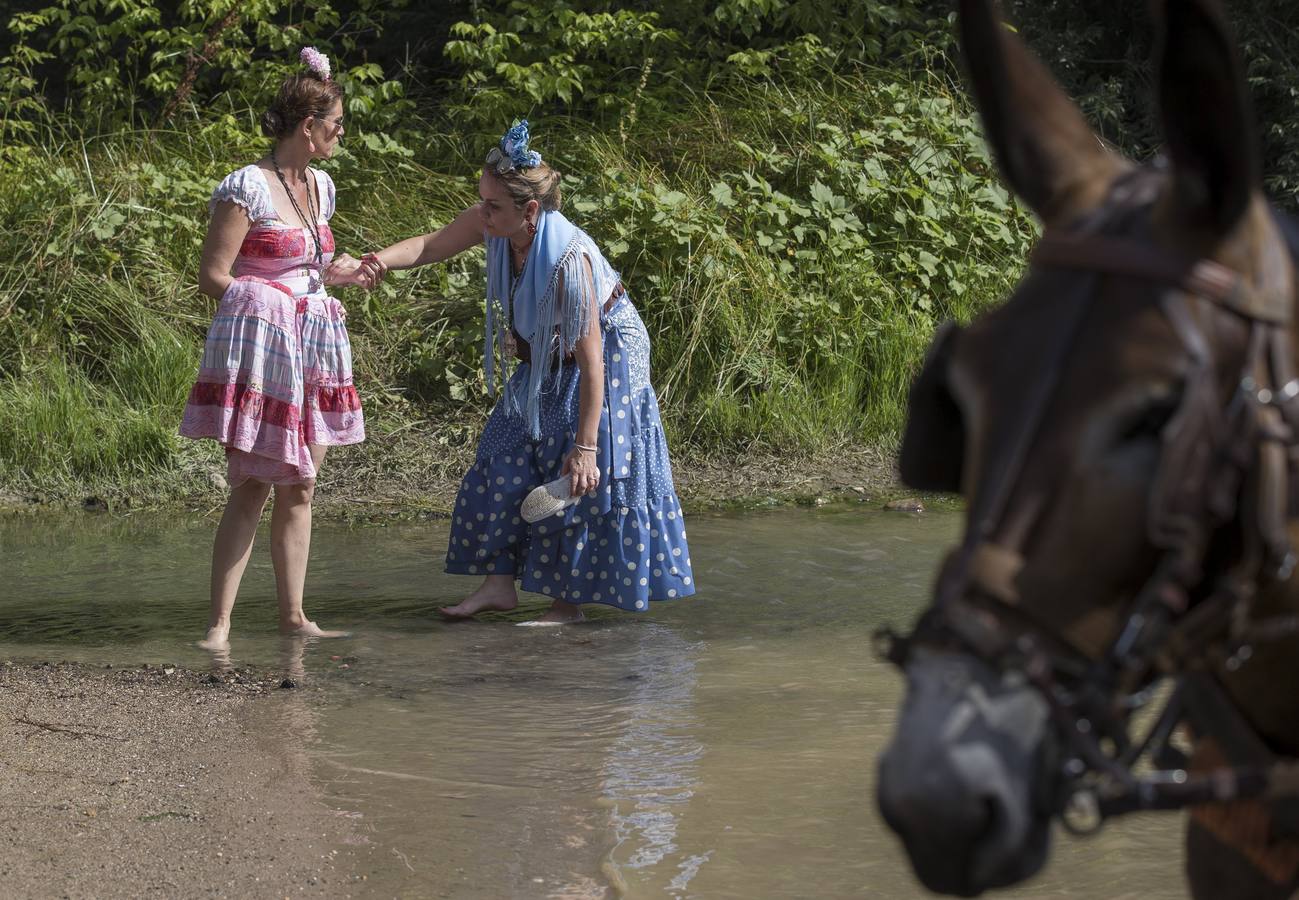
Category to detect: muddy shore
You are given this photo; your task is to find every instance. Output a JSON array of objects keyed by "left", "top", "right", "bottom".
[
  {"left": 0, "top": 435, "right": 912, "bottom": 521},
  {"left": 0, "top": 661, "right": 360, "bottom": 899}
]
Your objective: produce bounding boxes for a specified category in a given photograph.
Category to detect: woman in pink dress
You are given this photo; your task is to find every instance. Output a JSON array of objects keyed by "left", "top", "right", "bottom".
[{"left": 180, "top": 48, "right": 369, "bottom": 650}]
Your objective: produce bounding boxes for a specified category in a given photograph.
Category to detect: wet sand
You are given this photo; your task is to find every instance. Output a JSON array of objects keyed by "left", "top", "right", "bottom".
[{"left": 0, "top": 661, "right": 357, "bottom": 898}]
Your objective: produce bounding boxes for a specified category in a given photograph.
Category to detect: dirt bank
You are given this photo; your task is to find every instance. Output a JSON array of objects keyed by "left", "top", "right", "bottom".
[
  {"left": 0, "top": 661, "right": 360, "bottom": 898},
  {"left": 0, "top": 431, "right": 911, "bottom": 521}
]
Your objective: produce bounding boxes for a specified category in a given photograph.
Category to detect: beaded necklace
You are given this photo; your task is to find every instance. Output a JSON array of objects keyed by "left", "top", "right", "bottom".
[{"left": 270, "top": 151, "right": 324, "bottom": 291}]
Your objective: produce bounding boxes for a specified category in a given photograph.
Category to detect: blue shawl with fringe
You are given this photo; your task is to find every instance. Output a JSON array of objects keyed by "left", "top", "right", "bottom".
[{"left": 484, "top": 209, "right": 596, "bottom": 438}]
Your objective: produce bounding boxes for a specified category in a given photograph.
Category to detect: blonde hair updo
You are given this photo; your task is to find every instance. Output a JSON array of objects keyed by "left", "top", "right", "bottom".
[{"left": 486, "top": 160, "right": 563, "bottom": 213}]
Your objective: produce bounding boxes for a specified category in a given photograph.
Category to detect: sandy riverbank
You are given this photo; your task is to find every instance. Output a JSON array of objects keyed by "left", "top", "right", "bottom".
[{"left": 0, "top": 661, "right": 360, "bottom": 898}]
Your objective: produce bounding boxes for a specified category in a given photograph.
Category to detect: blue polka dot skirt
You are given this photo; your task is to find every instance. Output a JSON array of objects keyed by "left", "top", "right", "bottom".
[{"left": 445, "top": 298, "right": 695, "bottom": 610}]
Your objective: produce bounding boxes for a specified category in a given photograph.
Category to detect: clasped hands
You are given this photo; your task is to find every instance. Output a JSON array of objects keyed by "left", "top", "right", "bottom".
[{"left": 323, "top": 252, "right": 389, "bottom": 289}]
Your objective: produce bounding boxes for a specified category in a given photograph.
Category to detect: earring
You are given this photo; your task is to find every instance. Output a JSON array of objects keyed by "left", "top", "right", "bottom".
[{"left": 527, "top": 220, "right": 537, "bottom": 237}]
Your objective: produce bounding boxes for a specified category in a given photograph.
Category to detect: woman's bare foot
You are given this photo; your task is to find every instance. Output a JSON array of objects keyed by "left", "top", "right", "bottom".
[
  {"left": 198, "top": 623, "right": 231, "bottom": 651},
  {"left": 439, "top": 577, "right": 519, "bottom": 619},
  {"left": 280, "top": 617, "right": 349, "bottom": 638},
  {"left": 534, "top": 600, "right": 585, "bottom": 625}
]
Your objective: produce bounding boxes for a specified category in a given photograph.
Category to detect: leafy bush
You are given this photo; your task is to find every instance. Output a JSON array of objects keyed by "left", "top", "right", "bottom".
[
  {"left": 0, "top": 0, "right": 1042, "bottom": 494},
  {"left": 0, "top": 0, "right": 412, "bottom": 137},
  {"left": 982, "top": 0, "right": 1299, "bottom": 208}
]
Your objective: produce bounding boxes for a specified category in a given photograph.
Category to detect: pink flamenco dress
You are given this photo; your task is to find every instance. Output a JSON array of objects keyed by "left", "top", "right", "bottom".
[{"left": 180, "top": 165, "right": 364, "bottom": 486}]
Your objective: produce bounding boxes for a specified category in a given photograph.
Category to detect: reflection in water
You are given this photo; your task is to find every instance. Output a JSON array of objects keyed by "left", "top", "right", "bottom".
[
  {"left": 205, "top": 642, "right": 233, "bottom": 672},
  {"left": 597, "top": 625, "right": 706, "bottom": 896},
  {"left": 3, "top": 507, "right": 1189, "bottom": 898},
  {"left": 198, "top": 626, "right": 316, "bottom": 677},
  {"left": 280, "top": 635, "right": 309, "bottom": 680}
]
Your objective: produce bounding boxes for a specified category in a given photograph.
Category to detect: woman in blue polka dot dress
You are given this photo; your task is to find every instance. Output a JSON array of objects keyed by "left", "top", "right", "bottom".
[{"left": 350, "top": 120, "right": 695, "bottom": 623}]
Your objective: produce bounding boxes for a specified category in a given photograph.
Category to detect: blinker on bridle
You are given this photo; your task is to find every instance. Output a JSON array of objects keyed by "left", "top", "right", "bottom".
[{"left": 877, "top": 170, "right": 1299, "bottom": 834}]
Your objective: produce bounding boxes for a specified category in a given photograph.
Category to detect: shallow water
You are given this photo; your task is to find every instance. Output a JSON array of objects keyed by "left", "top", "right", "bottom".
[{"left": 2, "top": 507, "right": 1184, "bottom": 898}]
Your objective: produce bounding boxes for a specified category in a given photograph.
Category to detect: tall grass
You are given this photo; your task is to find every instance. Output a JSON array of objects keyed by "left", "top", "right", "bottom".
[
  {"left": 0, "top": 358, "right": 175, "bottom": 481},
  {"left": 0, "top": 63, "right": 1036, "bottom": 497}
]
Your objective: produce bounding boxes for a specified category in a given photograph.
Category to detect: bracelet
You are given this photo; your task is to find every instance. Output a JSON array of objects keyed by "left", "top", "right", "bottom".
[{"left": 574, "top": 442, "right": 597, "bottom": 453}]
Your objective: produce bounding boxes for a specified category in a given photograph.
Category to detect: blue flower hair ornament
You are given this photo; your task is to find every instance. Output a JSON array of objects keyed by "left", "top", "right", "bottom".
[{"left": 487, "top": 119, "right": 543, "bottom": 173}]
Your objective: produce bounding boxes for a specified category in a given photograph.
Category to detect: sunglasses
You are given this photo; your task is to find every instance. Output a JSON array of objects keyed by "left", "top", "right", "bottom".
[
  {"left": 313, "top": 114, "right": 345, "bottom": 130},
  {"left": 485, "top": 147, "right": 516, "bottom": 174}
]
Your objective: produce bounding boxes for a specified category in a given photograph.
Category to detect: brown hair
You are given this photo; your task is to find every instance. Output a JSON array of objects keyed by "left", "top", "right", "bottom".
[
  {"left": 259, "top": 73, "right": 344, "bottom": 140},
  {"left": 485, "top": 161, "right": 563, "bottom": 212}
]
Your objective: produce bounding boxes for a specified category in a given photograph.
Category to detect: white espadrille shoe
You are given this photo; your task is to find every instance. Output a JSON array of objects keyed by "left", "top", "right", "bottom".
[{"left": 520, "top": 475, "right": 582, "bottom": 524}]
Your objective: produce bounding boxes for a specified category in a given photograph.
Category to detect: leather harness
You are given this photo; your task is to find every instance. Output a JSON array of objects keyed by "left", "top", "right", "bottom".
[{"left": 878, "top": 169, "right": 1299, "bottom": 839}]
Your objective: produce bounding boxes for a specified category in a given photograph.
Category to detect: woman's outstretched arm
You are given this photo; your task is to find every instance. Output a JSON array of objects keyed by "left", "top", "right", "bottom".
[{"left": 357, "top": 203, "right": 485, "bottom": 283}]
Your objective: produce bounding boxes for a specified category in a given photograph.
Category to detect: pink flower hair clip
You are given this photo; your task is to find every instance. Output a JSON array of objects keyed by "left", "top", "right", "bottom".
[{"left": 300, "top": 46, "right": 331, "bottom": 81}]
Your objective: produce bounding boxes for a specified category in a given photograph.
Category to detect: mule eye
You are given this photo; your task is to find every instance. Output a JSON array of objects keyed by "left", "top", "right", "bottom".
[{"left": 1116, "top": 396, "right": 1180, "bottom": 444}]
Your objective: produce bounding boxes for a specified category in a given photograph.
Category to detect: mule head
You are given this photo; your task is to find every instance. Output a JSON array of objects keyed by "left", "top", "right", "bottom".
[{"left": 878, "top": 0, "right": 1296, "bottom": 895}]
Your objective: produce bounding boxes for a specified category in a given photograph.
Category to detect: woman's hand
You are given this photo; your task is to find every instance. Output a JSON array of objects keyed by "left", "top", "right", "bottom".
[
  {"left": 358, "top": 252, "right": 388, "bottom": 288},
  {"left": 562, "top": 445, "right": 600, "bottom": 496},
  {"left": 323, "top": 253, "right": 365, "bottom": 286}
]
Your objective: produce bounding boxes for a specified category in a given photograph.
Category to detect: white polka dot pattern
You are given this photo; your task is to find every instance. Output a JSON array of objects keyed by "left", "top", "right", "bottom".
[{"left": 444, "top": 288, "right": 695, "bottom": 611}]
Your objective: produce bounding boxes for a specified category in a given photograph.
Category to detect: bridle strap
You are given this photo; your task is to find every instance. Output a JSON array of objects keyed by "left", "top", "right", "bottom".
[
  {"left": 935, "top": 268, "right": 1097, "bottom": 615},
  {"left": 1033, "top": 232, "right": 1291, "bottom": 324},
  {"left": 966, "top": 542, "right": 1024, "bottom": 606}
]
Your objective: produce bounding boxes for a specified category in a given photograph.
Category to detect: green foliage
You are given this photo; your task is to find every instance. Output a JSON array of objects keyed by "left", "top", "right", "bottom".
[
  {"left": 8, "top": 0, "right": 1299, "bottom": 501},
  {"left": 0, "top": 0, "right": 1042, "bottom": 493},
  {"left": 553, "top": 68, "right": 1033, "bottom": 446},
  {"left": 439, "top": 0, "right": 949, "bottom": 130},
  {"left": 443, "top": 6, "right": 679, "bottom": 128},
  {"left": 988, "top": 0, "right": 1299, "bottom": 209},
  {"left": 0, "top": 358, "right": 178, "bottom": 481},
  {"left": 0, "top": 0, "right": 412, "bottom": 137}
]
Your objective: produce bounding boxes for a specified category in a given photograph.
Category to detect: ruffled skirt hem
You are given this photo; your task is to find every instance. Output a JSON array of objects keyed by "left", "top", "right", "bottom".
[{"left": 446, "top": 488, "right": 695, "bottom": 611}]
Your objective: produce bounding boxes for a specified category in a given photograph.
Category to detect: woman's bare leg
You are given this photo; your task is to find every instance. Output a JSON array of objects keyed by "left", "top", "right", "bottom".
[
  {"left": 201, "top": 477, "right": 273, "bottom": 650},
  {"left": 271, "top": 445, "right": 344, "bottom": 636},
  {"left": 438, "top": 574, "right": 519, "bottom": 619}
]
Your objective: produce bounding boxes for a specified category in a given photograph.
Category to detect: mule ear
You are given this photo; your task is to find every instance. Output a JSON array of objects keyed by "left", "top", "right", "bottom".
[
  {"left": 958, "top": 0, "right": 1120, "bottom": 226},
  {"left": 899, "top": 323, "right": 965, "bottom": 493},
  {"left": 1155, "top": 0, "right": 1258, "bottom": 232}
]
